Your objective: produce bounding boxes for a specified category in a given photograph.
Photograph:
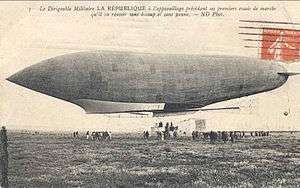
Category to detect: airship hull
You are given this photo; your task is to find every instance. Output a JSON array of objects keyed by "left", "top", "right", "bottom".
[{"left": 7, "top": 51, "right": 288, "bottom": 113}]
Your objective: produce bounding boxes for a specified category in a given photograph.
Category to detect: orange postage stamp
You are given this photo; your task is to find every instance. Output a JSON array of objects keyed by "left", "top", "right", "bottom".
[{"left": 261, "top": 29, "right": 300, "bottom": 62}]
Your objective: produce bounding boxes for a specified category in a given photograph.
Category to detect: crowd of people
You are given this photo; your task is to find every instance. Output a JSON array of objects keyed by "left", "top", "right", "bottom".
[
  {"left": 72, "top": 126, "right": 271, "bottom": 144},
  {"left": 155, "top": 121, "right": 179, "bottom": 140},
  {"left": 72, "top": 131, "right": 112, "bottom": 140},
  {"left": 192, "top": 130, "right": 271, "bottom": 143},
  {"left": 86, "top": 131, "right": 112, "bottom": 140},
  {"left": 142, "top": 122, "right": 272, "bottom": 143}
]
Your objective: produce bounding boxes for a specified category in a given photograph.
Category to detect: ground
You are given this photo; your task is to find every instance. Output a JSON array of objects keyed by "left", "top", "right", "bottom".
[{"left": 5, "top": 131, "right": 300, "bottom": 187}]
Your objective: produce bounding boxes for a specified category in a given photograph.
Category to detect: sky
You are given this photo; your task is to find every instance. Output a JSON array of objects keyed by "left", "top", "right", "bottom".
[{"left": 0, "top": 1, "right": 300, "bottom": 132}]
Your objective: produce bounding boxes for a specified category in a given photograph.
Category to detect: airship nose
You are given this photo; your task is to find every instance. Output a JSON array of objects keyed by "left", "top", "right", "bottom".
[
  {"left": 6, "top": 73, "right": 19, "bottom": 85},
  {"left": 7, "top": 66, "right": 37, "bottom": 89},
  {"left": 6, "top": 57, "right": 81, "bottom": 101},
  {"left": 7, "top": 62, "right": 56, "bottom": 95},
  {"left": 6, "top": 52, "right": 104, "bottom": 102}
]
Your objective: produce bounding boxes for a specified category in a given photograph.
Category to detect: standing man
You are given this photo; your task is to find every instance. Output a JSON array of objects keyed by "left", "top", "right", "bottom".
[
  {"left": 145, "top": 131, "right": 149, "bottom": 140},
  {"left": 108, "top": 132, "right": 112, "bottom": 140},
  {"left": 229, "top": 131, "right": 234, "bottom": 143},
  {"left": 86, "top": 131, "right": 90, "bottom": 140},
  {"left": 173, "top": 130, "right": 178, "bottom": 139},
  {"left": 1, "top": 126, "right": 9, "bottom": 188},
  {"left": 221, "top": 131, "right": 228, "bottom": 143}
]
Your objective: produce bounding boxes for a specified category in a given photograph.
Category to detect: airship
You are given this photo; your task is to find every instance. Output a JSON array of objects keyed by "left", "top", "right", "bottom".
[{"left": 6, "top": 51, "right": 298, "bottom": 116}]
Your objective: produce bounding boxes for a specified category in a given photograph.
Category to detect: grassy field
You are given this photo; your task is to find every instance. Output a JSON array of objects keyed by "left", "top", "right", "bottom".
[{"left": 5, "top": 131, "right": 300, "bottom": 187}]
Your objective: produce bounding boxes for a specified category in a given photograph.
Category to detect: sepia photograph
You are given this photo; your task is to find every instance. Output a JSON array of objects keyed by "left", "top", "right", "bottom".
[{"left": 0, "top": 0, "right": 300, "bottom": 187}]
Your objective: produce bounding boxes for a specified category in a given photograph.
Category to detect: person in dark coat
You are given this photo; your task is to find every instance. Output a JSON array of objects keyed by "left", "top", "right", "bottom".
[
  {"left": 192, "top": 131, "right": 196, "bottom": 140},
  {"left": 173, "top": 130, "right": 178, "bottom": 139},
  {"left": 95, "top": 132, "right": 99, "bottom": 140},
  {"left": 145, "top": 131, "right": 149, "bottom": 140},
  {"left": 203, "top": 132, "right": 209, "bottom": 139},
  {"left": 1, "top": 127, "right": 9, "bottom": 188},
  {"left": 221, "top": 131, "right": 228, "bottom": 143},
  {"left": 230, "top": 131, "right": 234, "bottom": 143},
  {"left": 158, "top": 122, "right": 163, "bottom": 128},
  {"left": 170, "top": 122, "right": 174, "bottom": 131},
  {"left": 209, "top": 131, "right": 218, "bottom": 143}
]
